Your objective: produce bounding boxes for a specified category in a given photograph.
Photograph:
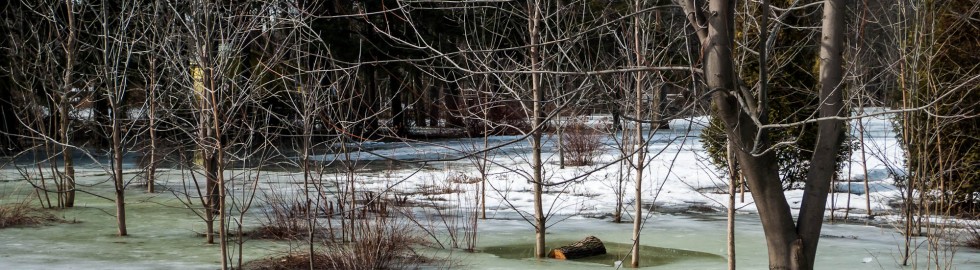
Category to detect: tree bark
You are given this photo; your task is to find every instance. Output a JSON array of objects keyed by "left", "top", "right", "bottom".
[
  {"left": 111, "top": 95, "right": 127, "bottom": 236},
  {"left": 686, "top": 0, "right": 848, "bottom": 269},
  {"left": 631, "top": 1, "right": 646, "bottom": 266},
  {"left": 727, "top": 140, "right": 737, "bottom": 270},
  {"left": 0, "top": 75, "right": 16, "bottom": 153},
  {"left": 365, "top": 66, "right": 379, "bottom": 136},
  {"left": 550, "top": 236, "right": 607, "bottom": 259},
  {"left": 389, "top": 70, "right": 407, "bottom": 137},
  {"left": 61, "top": 102, "right": 75, "bottom": 208},
  {"left": 93, "top": 92, "right": 111, "bottom": 146},
  {"left": 0, "top": 1, "right": 12, "bottom": 153},
  {"left": 446, "top": 78, "right": 464, "bottom": 128},
  {"left": 529, "top": 0, "right": 546, "bottom": 259},
  {"left": 796, "top": 1, "right": 846, "bottom": 268},
  {"left": 60, "top": 0, "right": 77, "bottom": 208},
  {"left": 701, "top": 1, "right": 798, "bottom": 268},
  {"left": 147, "top": 57, "right": 158, "bottom": 193},
  {"left": 427, "top": 80, "right": 438, "bottom": 128}
]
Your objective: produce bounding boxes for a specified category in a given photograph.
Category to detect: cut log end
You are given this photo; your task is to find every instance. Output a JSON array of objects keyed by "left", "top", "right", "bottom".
[{"left": 549, "top": 236, "right": 606, "bottom": 260}]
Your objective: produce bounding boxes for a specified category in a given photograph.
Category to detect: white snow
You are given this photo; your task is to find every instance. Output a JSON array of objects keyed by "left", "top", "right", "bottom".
[
  {"left": 307, "top": 108, "right": 908, "bottom": 220},
  {"left": 2, "top": 107, "right": 976, "bottom": 269}
]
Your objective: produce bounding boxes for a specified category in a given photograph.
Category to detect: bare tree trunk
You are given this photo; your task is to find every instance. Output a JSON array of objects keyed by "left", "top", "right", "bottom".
[
  {"left": 480, "top": 88, "right": 490, "bottom": 219},
  {"left": 0, "top": 10, "right": 13, "bottom": 151},
  {"left": 528, "top": 0, "right": 546, "bottom": 259},
  {"left": 727, "top": 140, "right": 738, "bottom": 270},
  {"left": 60, "top": 0, "right": 77, "bottom": 208},
  {"left": 558, "top": 124, "right": 565, "bottom": 169},
  {"left": 0, "top": 80, "right": 16, "bottom": 152},
  {"left": 427, "top": 80, "right": 438, "bottom": 128},
  {"left": 615, "top": 157, "right": 624, "bottom": 223},
  {"left": 630, "top": 1, "right": 646, "bottom": 266},
  {"left": 111, "top": 97, "right": 127, "bottom": 236},
  {"left": 192, "top": 23, "right": 219, "bottom": 245},
  {"left": 796, "top": 1, "right": 847, "bottom": 268},
  {"left": 629, "top": 99, "right": 645, "bottom": 268},
  {"left": 206, "top": 62, "right": 229, "bottom": 270},
  {"left": 200, "top": 72, "right": 218, "bottom": 245},
  {"left": 302, "top": 102, "right": 314, "bottom": 270},
  {"left": 686, "top": 0, "right": 847, "bottom": 268},
  {"left": 701, "top": 1, "right": 797, "bottom": 268},
  {"left": 146, "top": 53, "right": 158, "bottom": 193},
  {"left": 756, "top": 0, "right": 770, "bottom": 151},
  {"left": 900, "top": 75, "right": 914, "bottom": 266},
  {"left": 389, "top": 70, "right": 407, "bottom": 137},
  {"left": 101, "top": 2, "right": 131, "bottom": 236},
  {"left": 857, "top": 106, "right": 871, "bottom": 216},
  {"left": 60, "top": 103, "right": 75, "bottom": 208}
]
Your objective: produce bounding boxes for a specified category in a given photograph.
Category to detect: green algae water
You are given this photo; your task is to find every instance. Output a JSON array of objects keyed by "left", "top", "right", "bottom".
[
  {"left": 0, "top": 169, "right": 290, "bottom": 270},
  {"left": 483, "top": 241, "right": 724, "bottom": 267},
  {"left": 3, "top": 166, "right": 979, "bottom": 269}
]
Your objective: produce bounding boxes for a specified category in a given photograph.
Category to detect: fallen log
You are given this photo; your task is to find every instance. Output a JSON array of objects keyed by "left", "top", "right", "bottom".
[{"left": 549, "top": 236, "right": 607, "bottom": 259}]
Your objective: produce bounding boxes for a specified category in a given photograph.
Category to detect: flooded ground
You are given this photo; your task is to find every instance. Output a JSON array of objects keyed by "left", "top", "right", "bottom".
[
  {"left": 1, "top": 110, "right": 978, "bottom": 269},
  {"left": 1, "top": 168, "right": 978, "bottom": 269},
  {"left": 427, "top": 213, "right": 980, "bottom": 269}
]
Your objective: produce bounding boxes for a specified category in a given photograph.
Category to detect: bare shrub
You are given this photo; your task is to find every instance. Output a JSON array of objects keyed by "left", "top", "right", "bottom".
[
  {"left": 561, "top": 122, "right": 602, "bottom": 166},
  {"left": 252, "top": 189, "right": 310, "bottom": 240},
  {"left": 326, "top": 217, "right": 428, "bottom": 269},
  {"left": 447, "top": 173, "right": 481, "bottom": 184},
  {"left": 0, "top": 202, "right": 59, "bottom": 229},
  {"left": 400, "top": 173, "right": 480, "bottom": 252},
  {"left": 965, "top": 224, "right": 980, "bottom": 249},
  {"left": 244, "top": 217, "right": 429, "bottom": 270}
]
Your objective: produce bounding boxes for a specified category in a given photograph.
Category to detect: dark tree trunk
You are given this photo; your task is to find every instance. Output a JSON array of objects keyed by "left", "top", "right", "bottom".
[
  {"left": 389, "top": 70, "right": 407, "bottom": 137},
  {"left": 446, "top": 78, "right": 463, "bottom": 127},
  {"left": 111, "top": 95, "right": 127, "bottom": 236},
  {"left": 365, "top": 66, "right": 379, "bottom": 137},
  {"left": 701, "top": 1, "right": 797, "bottom": 268},
  {"left": 427, "top": 81, "right": 439, "bottom": 127},
  {"left": 611, "top": 111, "right": 621, "bottom": 131},
  {"left": 796, "top": 1, "right": 847, "bottom": 268},
  {"left": 654, "top": 84, "right": 669, "bottom": 129},
  {"left": 93, "top": 90, "right": 111, "bottom": 147},
  {"left": 0, "top": 81, "right": 16, "bottom": 153},
  {"left": 0, "top": 8, "right": 15, "bottom": 153}
]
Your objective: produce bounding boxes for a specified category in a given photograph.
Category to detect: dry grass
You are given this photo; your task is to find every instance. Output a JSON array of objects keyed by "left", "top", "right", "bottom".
[
  {"left": 244, "top": 218, "right": 429, "bottom": 270},
  {"left": 252, "top": 190, "right": 312, "bottom": 240},
  {"left": 447, "top": 173, "right": 481, "bottom": 185},
  {"left": 0, "top": 202, "right": 60, "bottom": 229},
  {"left": 964, "top": 224, "right": 980, "bottom": 249},
  {"left": 561, "top": 122, "right": 603, "bottom": 166}
]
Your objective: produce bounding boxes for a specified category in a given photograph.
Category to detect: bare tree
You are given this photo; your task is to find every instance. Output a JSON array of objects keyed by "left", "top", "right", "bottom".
[
  {"left": 3, "top": 0, "right": 84, "bottom": 209},
  {"left": 56, "top": 0, "right": 78, "bottom": 208},
  {"left": 681, "top": 0, "right": 846, "bottom": 268},
  {"left": 90, "top": 0, "right": 145, "bottom": 236},
  {"left": 525, "top": 0, "right": 548, "bottom": 258}
]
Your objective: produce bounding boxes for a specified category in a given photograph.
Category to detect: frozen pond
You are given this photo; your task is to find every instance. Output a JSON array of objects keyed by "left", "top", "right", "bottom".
[
  {"left": 2, "top": 174, "right": 977, "bottom": 270},
  {"left": 1, "top": 109, "right": 977, "bottom": 269},
  {"left": 420, "top": 213, "right": 980, "bottom": 269},
  {"left": 3, "top": 197, "right": 977, "bottom": 269}
]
